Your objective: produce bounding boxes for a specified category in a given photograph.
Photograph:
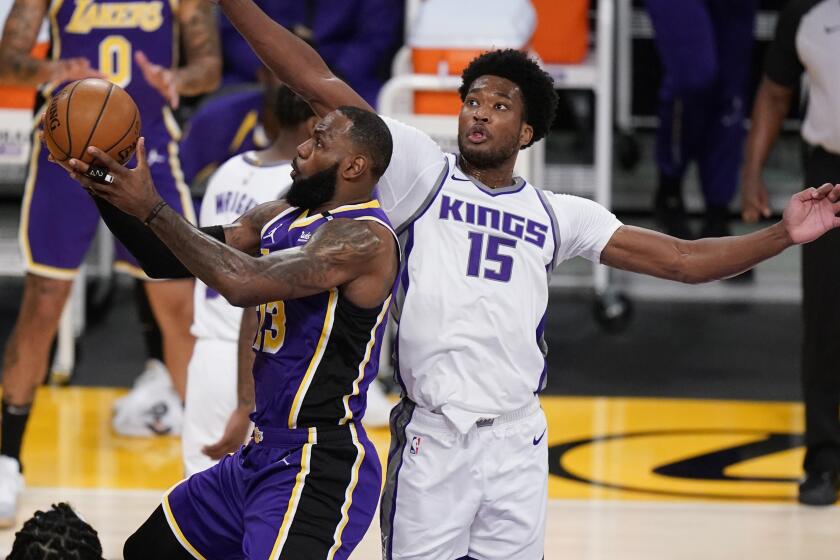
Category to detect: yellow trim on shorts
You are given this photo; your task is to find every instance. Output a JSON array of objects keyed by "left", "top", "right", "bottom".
[
  {"left": 269, "top": 427, "right": 317, "bottom": 559},
  {"left": 339, "top": 296, "right": 390, "bottom": 425},
  {"left": 326, "top": 423, "right": 365, "bottom": 560},
  {"left": 288, "top": 200, "right": 382, "bottom": 230},
  {"left": 229, "top": 110, "right": 258, "bottom": 154},
  {"left": 288, "top": 289, "right": 337, "bottom": 428},
  {"left": 18, "top": 132, "right": 80, "bottom": 280},
  {"left": 162, "top": 482, "right": 208, "bottom": 560},
  {"left": 113, "top": 260, "right": 151, "bottom": 280},
  {"left": 166, "top": 139, "right": 196, "bottom": 224}
]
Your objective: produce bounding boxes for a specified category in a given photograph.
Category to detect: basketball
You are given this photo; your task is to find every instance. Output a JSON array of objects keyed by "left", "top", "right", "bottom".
[{"left": 43, "top": 78, "right": 141, "bottom": 169}]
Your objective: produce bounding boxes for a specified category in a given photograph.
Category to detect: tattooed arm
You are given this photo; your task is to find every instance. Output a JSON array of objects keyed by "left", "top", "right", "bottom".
[
  {"left": 148, "top": 209, "right": 395, "bottom": 307},
  {"left": 0, "top": 0, "right": 101, "bottom": 86},
  {"left": 66, "top": 139, "right": 396, "bottom": 306},
  {"left": 136, "top": 0, "right": 221, "bottom": 106}
]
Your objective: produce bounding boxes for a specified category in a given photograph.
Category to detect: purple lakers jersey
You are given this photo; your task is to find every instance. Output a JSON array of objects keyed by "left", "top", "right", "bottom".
[
  {"left": 48, "top": 0, "right": 178, "bottom": 139},
  {"left": 252, "top": 200, "right": 397, "bottom": 429}
]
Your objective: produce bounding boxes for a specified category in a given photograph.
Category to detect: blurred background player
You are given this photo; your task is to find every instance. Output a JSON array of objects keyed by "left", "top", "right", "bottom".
[
  {"left": 182, "top": 84, "right": 318, "bottom": 476},
  {"left": 645, "top": 0, "right": 758, "bottom": 240},
  {"left": 741, "top": 0, "right": 840, "bottom": 506},
  {"left": 0, "top": 0, "right": 220, "bottom": 525}
]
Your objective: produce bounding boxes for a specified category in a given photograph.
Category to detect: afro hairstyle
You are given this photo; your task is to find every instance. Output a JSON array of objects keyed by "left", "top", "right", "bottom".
[{"left": 458, "top": 49, "right": 559, "bottom": 148}]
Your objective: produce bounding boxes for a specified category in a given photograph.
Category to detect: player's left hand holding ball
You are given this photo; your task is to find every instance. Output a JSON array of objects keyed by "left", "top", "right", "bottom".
[{"left": 66, "top": 138, "right": 165, "bottom": 222}]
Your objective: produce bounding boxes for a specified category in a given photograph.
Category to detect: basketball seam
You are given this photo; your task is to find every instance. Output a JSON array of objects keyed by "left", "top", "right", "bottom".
[
  {"left": 45, "top": 115, "right": 70, "bottom": 161},
  {"left": 102, "top": 105, "right": 139, "bottom": 158},
  {"left": 78, "top": 83, "right": 115, "bottom": 160},
  {"left": 64, "top": 80, "right": 84, "bottom": 160}
]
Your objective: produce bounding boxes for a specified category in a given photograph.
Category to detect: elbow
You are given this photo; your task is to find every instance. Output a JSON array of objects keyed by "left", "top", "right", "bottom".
[{"left": 205, "top": 60, "right": 222, "bottom": 93}]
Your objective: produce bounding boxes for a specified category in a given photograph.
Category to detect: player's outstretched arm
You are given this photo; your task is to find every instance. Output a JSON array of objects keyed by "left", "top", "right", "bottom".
[
  {"left": 66, "top": 139, "right": 396, "bottom": 306},
  {"left": 60, "top": 138, "right": 280, "bottom": 278},
  {"left": 0, "top": 0, "right": 102, "bottom": 87},
  {"left": 602, "top": 183, "right": 840, "bottom": 284},
  {"left": 214, "top": 0, "right": 371, "bottom": 117}
]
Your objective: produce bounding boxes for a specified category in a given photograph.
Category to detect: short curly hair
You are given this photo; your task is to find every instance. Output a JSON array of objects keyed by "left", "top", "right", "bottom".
[
  {"left": 7, "top": 503, "right": 103, "bottom": 560},
  {"left": 458, "top": 49, "right": 558, "bottom": 148}
]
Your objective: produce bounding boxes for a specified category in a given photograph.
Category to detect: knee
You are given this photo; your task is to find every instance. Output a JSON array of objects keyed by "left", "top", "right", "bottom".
[{"left": 22, "top": 274, "right": 72, "bottom": 321}]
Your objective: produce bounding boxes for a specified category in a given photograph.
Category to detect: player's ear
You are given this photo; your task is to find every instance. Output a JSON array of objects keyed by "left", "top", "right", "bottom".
[
  {"left": 304, "top": 116, "right": 319, "bottom": 135},
  {"left": 519, "top": 122, "right": 534, "bottom": 149},
  {"left": 342, "top": 154, "right": 367, "bottom": 181}
]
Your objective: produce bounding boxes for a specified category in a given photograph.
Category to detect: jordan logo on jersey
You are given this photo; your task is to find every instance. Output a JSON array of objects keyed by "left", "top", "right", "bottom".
[
  {"left": 65, "top": 0, "right": 165, "bottom": 33},
  {"left": 438, "top": 194, "right": 548, "bottom": 248}
]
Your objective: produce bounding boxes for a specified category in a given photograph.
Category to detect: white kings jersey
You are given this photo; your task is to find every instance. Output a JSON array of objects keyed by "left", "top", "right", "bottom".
[
  {"left": 191, "top": 151, "right": 293, "bottom": 341},
  {"left": 376, "top": 117, "right": 623, "bottom": 433}
]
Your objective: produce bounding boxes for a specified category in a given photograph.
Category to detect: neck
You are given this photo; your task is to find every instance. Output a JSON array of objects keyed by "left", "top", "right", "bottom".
[
  {"left": 458, "top": 153, "right": 517, "bottom": 188},
  {"left": 311, "top": 193, "right": 371, "bottom": 215}
]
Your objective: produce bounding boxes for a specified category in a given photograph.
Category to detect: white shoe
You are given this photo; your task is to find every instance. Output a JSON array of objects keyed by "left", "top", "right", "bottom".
[
  {"left": 362, "top": 380, "right": 393, "bottom": 429},
  {"left": 112, "top": 360, "right": 183, "bottom": 437},
  {"left": 112, "top": 359, "right": 171, "bottom": 416},
  {"left": 0, "top": 455, "right": 24, "bottom": 528}
]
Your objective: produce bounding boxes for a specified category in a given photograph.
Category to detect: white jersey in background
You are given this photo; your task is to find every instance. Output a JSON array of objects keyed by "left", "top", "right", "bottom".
[
  {"left": 191, "top": 152, "right": 292, "bottom": 341},
  {"left": 182, "top": 151, "right": 291, "bottom": 476},
  {"left": 377, "top": 117, "right": 622, "bottom": 433}
]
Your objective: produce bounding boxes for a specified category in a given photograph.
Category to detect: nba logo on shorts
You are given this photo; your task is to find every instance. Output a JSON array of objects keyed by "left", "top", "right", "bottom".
[{"left": 410, "top": 436, "right": 422, "bottom": 455}]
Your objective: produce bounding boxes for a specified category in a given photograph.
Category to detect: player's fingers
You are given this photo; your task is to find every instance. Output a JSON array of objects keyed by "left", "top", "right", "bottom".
[
  {"left": 795, "top": 187, "right": 820, "bottom": 202},
  {"left": 815, "top": 183, "right": 834, "bottom": 198},
  {"left": 134, "top": 50, "right": 149, "bottom": 68},
  {"left": 828, "top": 184, "right": 840, "bottom": 203},
  {"left": 67, "top": 157, "right": 91, "bottom": 174},
  {"left": 742, "top": 207, "right": 758, "bottom": 224},
  {"left": 86, "top": 146, "right": 122, "bottom": 174},
  {"left": 68, "top": 170, "right": 98, "bottom": 192},
  {"left": 135, "top": 137, "right": 149, "bottom": 171}
]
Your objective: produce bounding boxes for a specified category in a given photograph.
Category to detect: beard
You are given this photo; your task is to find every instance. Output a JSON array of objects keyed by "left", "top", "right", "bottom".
[
  {"left": 285, "top": 163, "right": 339, "bottom": 211},
  {"left": 457, "top": 134, "right": 521, "bottom": 170}
]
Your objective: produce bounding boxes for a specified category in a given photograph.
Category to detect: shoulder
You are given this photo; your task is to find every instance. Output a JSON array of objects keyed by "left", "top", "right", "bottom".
[{"left": 309, "top": 217, "right": 396, "bottom": 261}]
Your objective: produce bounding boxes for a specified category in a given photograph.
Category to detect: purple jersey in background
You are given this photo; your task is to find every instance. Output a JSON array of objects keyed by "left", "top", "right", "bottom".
[
  {"left": 253, "top": 201, "right": 396, "bottom": 430},
  {"left": 219, "top": 0, "right": 403, "bottom": 107},
  {"left": 48, "top": 0, "right": 178, "bottom": 141}
]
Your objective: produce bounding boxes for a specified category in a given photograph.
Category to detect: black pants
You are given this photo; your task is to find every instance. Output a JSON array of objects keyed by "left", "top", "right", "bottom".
[{"left": 802, "top": 146, "right": 840, "bottom": 473}]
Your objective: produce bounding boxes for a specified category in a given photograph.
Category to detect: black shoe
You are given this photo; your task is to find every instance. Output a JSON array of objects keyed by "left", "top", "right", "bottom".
[{"left": 798, "top": 471, "right": 840, "bottom": 506}]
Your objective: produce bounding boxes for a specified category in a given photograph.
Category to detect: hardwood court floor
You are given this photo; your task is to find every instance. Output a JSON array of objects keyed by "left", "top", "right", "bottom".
[{"left": 1, "top": 387, "right": 839, "bottom": 559}]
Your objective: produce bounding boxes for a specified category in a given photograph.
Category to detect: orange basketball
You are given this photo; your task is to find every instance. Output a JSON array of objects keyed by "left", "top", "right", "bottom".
[{"left": 43, "top": 78, "right": 141, "bottom": 169}]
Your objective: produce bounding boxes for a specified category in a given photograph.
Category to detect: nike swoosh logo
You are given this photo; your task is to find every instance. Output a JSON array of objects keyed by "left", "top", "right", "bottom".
[
  {"left": 533, "top": 429, "right": 546, "bottom": 446},
  {"left": 451, "top": 174, "right": 472, "bottom": 182},
  {"left": 826, "top": 24, "right": 840, "bottom": 34}
]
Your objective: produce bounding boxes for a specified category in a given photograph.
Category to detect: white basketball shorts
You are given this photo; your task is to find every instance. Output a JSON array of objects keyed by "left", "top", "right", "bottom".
[
  {"left": 380, "top": 398, "right": 548, "bottom": 560},
  {"left": 182, "top": 338, "right": 239, "bottom": 476}
]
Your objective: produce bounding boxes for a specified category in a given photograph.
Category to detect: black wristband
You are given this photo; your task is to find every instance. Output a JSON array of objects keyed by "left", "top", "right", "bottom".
[{"left": 144, "top": 200, "right": 168, "bottom": 226}]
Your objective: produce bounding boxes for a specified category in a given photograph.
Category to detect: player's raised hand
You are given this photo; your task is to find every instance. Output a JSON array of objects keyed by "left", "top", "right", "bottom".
[
  {"left": 202, "top": 406, "right": 252, "bottom": 460},
  {"left": 741, "top": 173, "right": 772, "bottom": 223},
  {"left": 783, "top": 183, "right": 840, "bottom": 244},
  {"left": 135, "top": 50, "right": 179, "bottom": 109},
  {"left": 48, "top": 57, "right": 104, "bottom": 87},
  {"left": 66, "top": 137, "right": 164, "bottom": 220}
]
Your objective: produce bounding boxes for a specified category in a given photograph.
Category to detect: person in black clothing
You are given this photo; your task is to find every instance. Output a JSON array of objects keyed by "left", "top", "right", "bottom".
[{"left": 742, "top": 0, "right": 840, "bottom": 505}]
